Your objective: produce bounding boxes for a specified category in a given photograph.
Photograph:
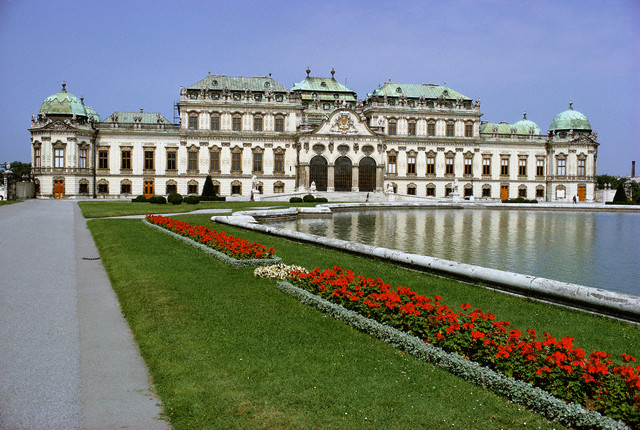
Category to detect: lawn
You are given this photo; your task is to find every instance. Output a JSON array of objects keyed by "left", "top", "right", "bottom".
[{"left": 85, "top": 202, "right": 640, "bottom": 428}]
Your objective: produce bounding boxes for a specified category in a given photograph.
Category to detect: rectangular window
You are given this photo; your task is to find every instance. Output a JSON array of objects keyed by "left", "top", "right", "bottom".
[
  {"left": 426, "top": 187, "right": 435, "bottom": 197},
  {"left": 482, "top": 187, "right": 491, "bottom": 197},
  {"left": 536, "top": 187, "right": 544, "bottom": 198},
  {"left": 482, "top": 157, "right": 491, "bottom": 175},
  {"left": 166, "top": 184, "right": 177, "bottom": 195},
  {"left": 144, "top": 150, "right": 154, "bottom": 170},
  {"left": 465, "top": 123, "right": 473, "bottom": 137},
  {"left": 253, "top": 116, "right": 263, "bottom": 131},
  {"left": 427, "top": 122, "right": 435, "bottom": 136},
  {"left": 98, "top": 149, "right": 108, "bottom": 169},
  {"left": 231, "top": 184, "right": 241, "bottom": 194},
  {"left": 426, "top": 156, "right": 435, "bottom": 174},
  {"left": 231, "top": 152, "right": 242, "bottom": 172},
  {"left": 79, "top": 183, "right": 89, "bottom": 194},
  {"left": 78, "top": 148, "right": 87, "bottom": 169},
  {"left": 253, "top": 152, "right": 263, "bottom": 172},
  {"left": 407, "top": 155, "right": 416, "bottom": 174},
  {"left": 210, "top": 151, "right": 220, "bottom": 172},
  {"left": 121, "top": 150, "right": 131, "bottom": 170},
  {"left": 464, "top": 158, "right": 472, "bottom": 175},
  {"left": 519, "top": 188, "right": 527, "bottom": 198},
  {"left": 445, "top": 157, "right": 454, "bottom": 175},
  {"left": 446, "top": 122, "right": 454, "bottom": 137},
  {"left": 97, "top": 183, "right": 108, "bottom": 194},
  {"left": 536, "top": 159, "right": 545, "bottom": 177},
  {"left": 35, "top": 147, "right": 41, "bottom": 168},
  {"left": 274, "top": 183, "right": 284, "bottom": 193},
  {"left": 232, "top": 116, "right": 242, "bottom": 131},
  {"left": 54, "top": 148, "right": 64, "bottom": 168},
  {"left": 387, "top": 154, "right": 397, "bottom": 174},
  {"left": 274, "top": 153, "right": 284, "bottom": 174},
  {"left": 557, "top": 158, "right": 566, "bottom": 176},
  {"left": 577, "top": 159, "right": 586, "bottom": 176},
  {"left": 166, "top": 151, "right": 176, "bottom": 171},
  {"left": 188, "top": 151, "right": 198, "bottom": 171},
  {"left": 518, "top": 159, "right": 527, "bottom": 176},
  {"left": 121, "top": 183, "right": 131, "bottom": 194},
  {"left": 210, "top": 115, "right": 220, "bottom": 131},
  {"left": 500, "top": 158, "right": 509, "bottom": 176},
  {"left": 188, "top": 184, "right": 198, "bottom": 195},
  {"left": 275, "top": 117, "right": 284, "bottom": 132},
  {"left": 407, "top": 121, "right": 416, "bottom": 136},
  {"left": 388, "top": 121, "right": 397, "bottom": 136},
  {"left": 407, "top": 186, "right": 416, "bottom": 195},
  {"left": 188, "top": 114, "right": 198, "bottom": 130}
]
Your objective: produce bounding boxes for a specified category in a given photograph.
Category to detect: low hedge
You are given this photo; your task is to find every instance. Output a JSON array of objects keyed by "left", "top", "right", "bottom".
[
  {"left": 502, "top": 198, "right": 538, "bottom": 204},
  {"left": 289, "top": 197, "right": 303, "bottom": 203},
  {"left": 167, "top": 193, "right": 183, "bottom": 205}
]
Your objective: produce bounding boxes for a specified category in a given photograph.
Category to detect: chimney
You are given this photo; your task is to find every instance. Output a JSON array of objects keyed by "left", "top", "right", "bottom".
[{"left": 633, "top": 161, "right": 636, "bottom": 178}]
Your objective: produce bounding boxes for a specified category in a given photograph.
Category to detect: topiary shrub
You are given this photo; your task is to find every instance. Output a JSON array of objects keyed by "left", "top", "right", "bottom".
[
  {"left": 199, "top": 195, "right": 226, "bottom": 201},
  {"left": 167, "top": 193, "right": 183, "bottom": 205},
  {"left": 289, "top": 197, "right": 303, "bottom": 203},
  {"left": 184, "top": 195, "right": 200, "bottom": 204},
  {"left": 132, "top": 195, "right": 148, "bottom": 203},
  {"left": 303, "top": 194, "right": 316, "bottom": 202},
  {"left": 315, "top": 197, "right": 328, "bottom": 203},
  {"left": 613, "top": 183, "right": 628, "bottom": 203},
  {"left": 502, "top": 197, "right": 538, "bottom": 204},
  {"left": 149, "top": 196, "right": 167, "bottom": 204},
  {"left": 201, "top": 175, "right": 216, "bottom": 198}
]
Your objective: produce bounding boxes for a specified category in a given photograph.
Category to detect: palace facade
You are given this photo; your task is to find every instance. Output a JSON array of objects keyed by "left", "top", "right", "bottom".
[{"left": 30, "top": 69, "right": 599, "bottom": 201}]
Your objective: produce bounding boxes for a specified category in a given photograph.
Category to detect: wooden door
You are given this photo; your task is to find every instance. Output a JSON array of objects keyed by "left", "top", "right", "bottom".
[
  {"left": 578, "top": 185, "right": 586, "bottom": 201},
  {"left": 500, "top": 185, "right": 509, "bottom": 201},
  {"left": 144, "top": 181, "right": 154, "bottom": 199},
  {"left": 53, "top": 179, "right": 64, "bottom": 199}
]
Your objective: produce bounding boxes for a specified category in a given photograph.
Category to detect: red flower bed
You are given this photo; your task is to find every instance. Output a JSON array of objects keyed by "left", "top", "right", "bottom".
[
  {"left": 146, "top": 215, "right": 275, "bottom": 260},
  {"left": 290, "top": 265, "right": 640, "bottom": 426}
]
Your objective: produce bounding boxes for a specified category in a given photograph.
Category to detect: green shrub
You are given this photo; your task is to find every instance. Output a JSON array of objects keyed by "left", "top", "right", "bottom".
[
  {"left": 149, "top": 196, "right": 166, "bottom": 204},
  {"left": 199, "top": 195, "right": 226, "bottom": 202},
  {"left": 502, "top": 198, "right": 538, "bottom": 204},
  {"left": 613, "top": 184, "right": 628, "bottom": 203},
  {"left": 201, "top": 175, "right": 216, "bottom": 198},
  {"left": 289, "top": 197, "right": 303, "bottom": 203},
  {"left": 303, "top": 194, "right": 315, "bottom": 202},
  {"left": 315, "top": 197, "right": 328, "bottom": 203},
  {"left": 132, "top": 195, "right": 147, "bottom": 203},
  {"left": 167, "top": 193, "right": 183, "bottom": 205},
  {"left": 184, "top": 195, "right": 200, "bottom": 204}
]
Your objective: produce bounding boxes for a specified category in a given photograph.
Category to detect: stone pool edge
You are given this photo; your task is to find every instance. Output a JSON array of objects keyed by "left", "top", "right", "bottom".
[{"left": 212, "top": 208, "right": 640, "bottom": 324}]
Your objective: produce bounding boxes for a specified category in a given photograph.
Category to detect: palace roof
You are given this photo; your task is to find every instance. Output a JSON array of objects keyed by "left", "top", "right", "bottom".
[
  {"left": 370, "top": 82, "right": 471, "bottom": 100},
  {"left": 187, "top": 74, "right": 289, "bottom": 93}
]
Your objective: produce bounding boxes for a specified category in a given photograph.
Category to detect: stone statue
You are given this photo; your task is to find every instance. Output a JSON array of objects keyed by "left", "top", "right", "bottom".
[
  {"left": 310, "top": 181, "right": 316, "bottom": 192},
  {"left": 453, "top": 178, "right": 459, "bottom": 194}
]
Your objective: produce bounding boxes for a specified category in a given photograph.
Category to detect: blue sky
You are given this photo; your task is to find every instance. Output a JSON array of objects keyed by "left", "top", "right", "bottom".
[{"left": 1, "top": 0, "right": 637, "bottom": 176}]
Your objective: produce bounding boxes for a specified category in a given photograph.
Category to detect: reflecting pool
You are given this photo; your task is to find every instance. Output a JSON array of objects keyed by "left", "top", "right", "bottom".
[{"left": 266, "top": 209, "right": 640, "bottom": 297}]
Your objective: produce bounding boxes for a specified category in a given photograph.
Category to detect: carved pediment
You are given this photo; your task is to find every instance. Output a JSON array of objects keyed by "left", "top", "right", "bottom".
[
  {"left": 41, "top": 120, "right": 77, "bottom": 131},
  {"left": 330, "top": 113, "right": 358, "bottom": 135},
  {"left": 572, "top": 135, "right": 596, "bottom": 145}
]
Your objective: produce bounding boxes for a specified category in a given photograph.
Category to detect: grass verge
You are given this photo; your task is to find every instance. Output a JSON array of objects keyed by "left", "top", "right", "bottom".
[{"left": 89, "top": 217, "right": 573, "bottom": 429}]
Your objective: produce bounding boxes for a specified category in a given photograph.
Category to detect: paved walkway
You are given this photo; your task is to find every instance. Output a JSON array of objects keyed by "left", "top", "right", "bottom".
[{"left": 0, "top": 200, "right": 168, "bottom": 429}]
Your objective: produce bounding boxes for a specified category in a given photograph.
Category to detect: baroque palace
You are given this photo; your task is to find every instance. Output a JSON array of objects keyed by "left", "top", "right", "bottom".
[{"left": 29, "top": 69, "right": 599, "bottom": 201}]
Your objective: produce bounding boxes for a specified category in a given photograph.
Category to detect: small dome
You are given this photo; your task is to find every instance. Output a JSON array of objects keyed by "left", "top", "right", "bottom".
[
  {"left": 549, "top": 102, "right": 591, "bottom": 131},
  {"left": 513, "top": 112, "right": 541, "bottom": 135},
  {"left": 84, "top": 105, "right": 101, "bottom": 122},
  {"left": 39, "top": 82, "right": 88, "bottom": 117}
]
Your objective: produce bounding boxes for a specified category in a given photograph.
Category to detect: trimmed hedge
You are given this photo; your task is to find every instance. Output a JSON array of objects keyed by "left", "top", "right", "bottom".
[
  {"left": 289, "top": 197, "right": 303, "bottom": 203},
  {"left": 303, "top": 194, "right": 316, "bottom": 202},
  {"left": 132, "top": 195, "right": 148, "bottom": 203},
  {"left": 502, "top": 198, "right": 538, "bottom": 204},
  {"left": 184, "top": 195, "right": 200, "bottom": 204},
  {"left": 167, "top": 193, "right": 183, "bottom": 205}
]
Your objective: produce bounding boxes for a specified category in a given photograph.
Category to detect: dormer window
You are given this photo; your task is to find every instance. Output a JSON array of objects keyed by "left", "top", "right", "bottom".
[
  {"left": 254, "top": 94, "right": 262, "bottom": 101},
  {"left": 321, "top": 82, "right": 326, "bottom": 87},
  {"left": 275, "top": 94, "right": 283, "bottom": 102}
]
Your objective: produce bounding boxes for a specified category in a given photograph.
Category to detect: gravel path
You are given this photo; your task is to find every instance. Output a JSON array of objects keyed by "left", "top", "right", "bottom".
[{"left": 0, "top": 200, "right": 168, "bottom": 429}]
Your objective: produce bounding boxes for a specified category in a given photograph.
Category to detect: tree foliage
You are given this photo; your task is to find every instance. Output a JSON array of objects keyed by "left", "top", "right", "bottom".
[
  {"left": 201, "top": 175, "right": 216, "bottom": 197},
  {"left": 0, "top": 161, "right": 31, "bottom": 185}
]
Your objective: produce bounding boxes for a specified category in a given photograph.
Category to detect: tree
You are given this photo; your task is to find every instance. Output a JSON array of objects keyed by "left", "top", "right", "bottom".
[
  {"left": 201, "top": 175, "right": 216, "bottom": 197},
  {"left": 612, "top": 183, "right": 628, "bottom": 202},
  {"left": 0, "top": 161, "right": 31, "bottom": 185}
]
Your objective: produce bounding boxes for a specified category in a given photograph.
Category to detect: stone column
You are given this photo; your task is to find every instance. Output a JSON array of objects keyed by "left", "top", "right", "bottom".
[
  {"left": 327, "top": 165, "right": 335, "bottom": 192},
  {"left": 352, "top": 165, "right": 359, "bottom": 191}
]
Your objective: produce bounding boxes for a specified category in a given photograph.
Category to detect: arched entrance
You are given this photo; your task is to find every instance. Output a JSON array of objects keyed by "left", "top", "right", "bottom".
[
  {"left": 309, "top": 156, "right": 328, "bottom": 191},
  {"left": 334, "top": 156, "right": 352, "bottom": 191},
  {"left": 358, "top": 157, "right": 376, "bottom": 192}
]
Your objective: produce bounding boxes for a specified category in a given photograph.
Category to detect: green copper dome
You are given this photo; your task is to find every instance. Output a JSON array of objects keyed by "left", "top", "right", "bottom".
[
  {"left": 39, "top": 82, "right": 88, "bottom": 117},
  {"left": 549, "top": 103, "right": 591, "bottom": 131},
  {"left": 512, "top": 112, "right": 541, "bottom": 135},
  {"left": 84, "top": 105, "right": 101, "bottom": 122}
]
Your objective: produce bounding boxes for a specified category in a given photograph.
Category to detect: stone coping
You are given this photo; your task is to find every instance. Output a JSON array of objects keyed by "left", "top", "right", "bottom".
[{"left": 212, "top": 211, "right": 640, "bottom": 324}]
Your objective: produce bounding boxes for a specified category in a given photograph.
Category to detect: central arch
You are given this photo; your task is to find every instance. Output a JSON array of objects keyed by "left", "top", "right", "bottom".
[
  {"left": 334, "top": 156, "right": 352, "bottom": 191},
  {"left": 309, "top": 156, "right": 328, "bottom": 191},
  {"left": 358, "top": 157, "right": 376, "bottom": 192}
]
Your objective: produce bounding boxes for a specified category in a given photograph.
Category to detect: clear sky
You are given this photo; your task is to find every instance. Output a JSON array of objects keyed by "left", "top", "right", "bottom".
[{"left": 1, "top": 0, "right": 637, "bottom": 176}]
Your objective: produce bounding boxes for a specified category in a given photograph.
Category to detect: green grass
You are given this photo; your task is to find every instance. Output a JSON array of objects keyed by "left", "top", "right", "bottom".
[
  {"left": 89, "top": 217, "right": 577, "bottom": 429},
  {"left": 79, "top": 200, "right": 321, "bottom": 218},
  {"left": 0, "top": 200, "right": 20, "bottom": 206}
]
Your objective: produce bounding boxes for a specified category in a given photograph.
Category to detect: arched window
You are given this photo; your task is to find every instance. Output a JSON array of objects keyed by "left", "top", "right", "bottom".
[
  {"left": 334, "top": 157, "right": 352, "bottom": 192},
  {"left": 358, "top": 157, "right": 376, "bottom": 192},
  {"left": 309, "top": 156, "right": 328, "bottom": 191}
]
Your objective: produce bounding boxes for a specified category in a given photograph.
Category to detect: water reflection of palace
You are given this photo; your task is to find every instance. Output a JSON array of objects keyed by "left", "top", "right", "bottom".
[{"left": 286, "top": 209, "right": 619, "bottom": 291}]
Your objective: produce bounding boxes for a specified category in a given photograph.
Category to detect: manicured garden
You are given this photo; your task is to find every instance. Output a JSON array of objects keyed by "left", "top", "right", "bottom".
[{"left": 83, "top": 202, "right": 640, "bottom": 429}]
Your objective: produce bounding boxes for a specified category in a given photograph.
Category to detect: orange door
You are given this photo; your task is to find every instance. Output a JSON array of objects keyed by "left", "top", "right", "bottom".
[
  {"left": 144, "top": 181, "right": 154, "bottom": 199},
  {"left": 53, "top": 180, "right": 64, "bottom": 199},
  {"left": 500, "top": 185, "right": 509, "bottom": 201},
  {"left": 578, "top": 185, "right": 586, "bottom": 201}
]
